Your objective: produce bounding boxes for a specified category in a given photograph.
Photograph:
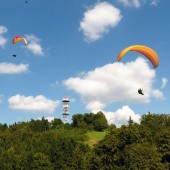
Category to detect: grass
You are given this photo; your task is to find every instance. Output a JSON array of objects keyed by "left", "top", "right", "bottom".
[{"left": 85, "top": 130, "right": 107, "bottom": 147}]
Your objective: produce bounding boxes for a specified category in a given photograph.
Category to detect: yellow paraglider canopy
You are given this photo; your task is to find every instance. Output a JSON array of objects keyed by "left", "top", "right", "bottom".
[
  {"left": 12, "top": 36, "right": 27, "bottom": 45},
  {"left": 117, "top": 45, "right": 159, "bottom": 68}
]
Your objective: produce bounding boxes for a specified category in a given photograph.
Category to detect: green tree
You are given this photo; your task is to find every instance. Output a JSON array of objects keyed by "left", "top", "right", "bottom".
[
  {"left": 72, "top": 114, "right": 87, "bottom": 129},
  {"left": 0, "top": 147, "right": 17, "bottom": 170},
  {"left": 127, "top": 116, "right": 134, "bottom": 126},
  {"left": 155, "top": 129, "right": 170, "bottom": 168},
  {"left": 0, "top": 123, "right": 8, "bottom": 131},
  {"left": 29, "top": 118, "right": 50, "bottom": 132},
  {"left": 31, "top": 152, "right": 53, "bottom": 170},
  {"left": 125, "top": 143, "right": 165, "bottom": 170},
  {"left": 93, "top": 111, "right": 108, "bottom": 131},
  {"left": 51, "top": 118, "right": 63, "bottom": 129},
  {"left": 88, "top": 129, "right": 124, "bottom": 169},
  {"left": 141, "top": 113, "right": 169, "bottom": 133},
  {"left": 84, "top": 113, "right": 95, "bottom": 130}
]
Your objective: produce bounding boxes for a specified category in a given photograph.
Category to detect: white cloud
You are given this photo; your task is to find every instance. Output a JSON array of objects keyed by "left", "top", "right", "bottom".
[
  {"left": 0, "top": 25, "right": 8, "bottom": 48},
  {"left": 118, "top": 0, "right": 140, "bottom": 8},
  {"left": 8, "top": 95, "right": 60, "bottom": 114},
  {"left": 0, "top": 62, "right": 29, "bottom": 74},
  {"left": 86, "top": 101, "right": 106, "bottom": 113},
  {"left": 151, "top": 89, "right": 165, "bottom": 100},
  {"left": 64, "top": 57, "right": 164, "bottom": 111},
  {"left": 150, "top": 0, "right": 159, "bottom": 6},
  {"left": 79, "top": 2, "right": 122, "bottom": 42},
  {"left": 118, "top": 0, "right": 159, "bottom": 7},
  {"left": 161, "top": 77, "right": 168, "bottom": 89},
  {"left": 25, "top": 34, "right": 44, "bottom": 56},
  {"left": 103, "top": 105, "right": 141, "bottom": 127},
  {"left": 0, "top": 26, "right": 7, "bottom": 34}
]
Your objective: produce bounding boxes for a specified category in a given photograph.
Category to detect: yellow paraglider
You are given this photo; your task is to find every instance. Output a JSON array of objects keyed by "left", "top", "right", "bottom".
[
  {"left": 117, "top": 45, "right": 159, "bottom": 68},
  {"left": 11, "top": 36, "right": 27, "bottom": 57},
  {"left": 12, "top": 36, "right": 27, "bottom": 45}
]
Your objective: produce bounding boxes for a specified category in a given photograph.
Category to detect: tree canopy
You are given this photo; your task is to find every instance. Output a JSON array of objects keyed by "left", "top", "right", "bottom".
[{"left": 0, "top": 112, "right": 169, "bottom": 169}]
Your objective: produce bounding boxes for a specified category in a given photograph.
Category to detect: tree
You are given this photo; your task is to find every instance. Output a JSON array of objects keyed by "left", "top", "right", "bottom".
[
  {"left": 88, "top": 129, "right": 124, "bottom": 169},
  {"left": 84, "top": 113, "right": 95, "bottom": 130},
  {"left": 93, "top": 111, "right": 108, "bottom": 131},
  {"left": 51, "top": 118, "right": 63, "bottom": 129},
  {"left": 30, "top": 152, "right": 53, "bottom": 170},
  {"left": 127, "top": 116, "right": 134, "bottom": 126},
  {"left": 0, "top": 123, "right": 8, "bottom": 131},
  {"left": 141, "top": 113, "right": 170, "bottom": 133},
  {"left": 29, "top": 118, "right": 50, "bottom": 132},
  {"left": 155, "top": 129, "right": 170, "bottom": 168},
  {"left": 0, "top": 147, "right": 17, "bottom": 170},
  {"left": 72, "top": 114, "right": 86, "bottom": 129},
  {"left": 124, "top": 143, "right": 165, "bottom": 170}
]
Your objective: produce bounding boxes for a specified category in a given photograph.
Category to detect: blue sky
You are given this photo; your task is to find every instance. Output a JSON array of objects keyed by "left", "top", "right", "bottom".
[{"left": 0, "top": 0, "right": 169, "bottom": 126}]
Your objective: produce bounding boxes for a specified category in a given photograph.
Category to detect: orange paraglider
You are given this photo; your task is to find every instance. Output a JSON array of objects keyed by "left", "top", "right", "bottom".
[
  {"left": 12, "top": 36, "right": 27, "bottom": 45},
  {"left": 117, "top": 45, "right": 159, "bottom": 68},
  {"left": 12, "top": 36, "right": 27, "bottom": 57}
]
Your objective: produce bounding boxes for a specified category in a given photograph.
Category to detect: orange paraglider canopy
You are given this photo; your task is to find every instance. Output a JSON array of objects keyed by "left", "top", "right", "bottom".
[
  {"left": 117, "top": 45, "right": 159, "bottom": 68},
  {"left": 12, "top": 36, "right": 27, "bottom": 45}
]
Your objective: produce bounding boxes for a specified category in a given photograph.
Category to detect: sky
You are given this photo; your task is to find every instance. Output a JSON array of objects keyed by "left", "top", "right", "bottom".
[{"left": 0, "top": 0, "right": 169, "bottom": 127}]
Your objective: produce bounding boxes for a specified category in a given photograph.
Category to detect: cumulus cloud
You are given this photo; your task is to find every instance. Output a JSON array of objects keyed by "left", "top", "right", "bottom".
[
  {"left": 103, "top": 105, "right": 141, "bottom": 127},
  {"left": 64, "top": 57, "right": 164, "bottom": 111},
  {"left": 161, "top": 77, "right": 168, "bottom": 89},
  {"left": 0, "top": 62, "right": 29, "bottom": 74},
  {"left": 79, "top": 2, "right": 122, "bottom": 42},
  {"left": 0, "top": 25, "right": 8, "bottom": 48},
  {"left": 86, "top": 101, "right": 106, "bottom": 113},
  {"left": 8, "top": 95, "right": 60, "bottom": 114},
  {"left": 25, "top": 34, "right": 44, "bottom": 56}
]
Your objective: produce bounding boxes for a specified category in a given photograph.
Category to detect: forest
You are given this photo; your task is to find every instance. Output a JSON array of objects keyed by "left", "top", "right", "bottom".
[{"left": 0, "top": 112, "right": 169, "bottom": 170}]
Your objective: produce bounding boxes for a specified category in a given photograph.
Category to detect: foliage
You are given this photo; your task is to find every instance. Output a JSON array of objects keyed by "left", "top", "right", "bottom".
[
  {"left": 87, "top": 113, "right": 170, "bottom": 169},
  {"left": 0, "top": 113, "right": 169, "bottom": 169},
  {"left": 72, "top": 111, "right": 108, "bottom": 131}
]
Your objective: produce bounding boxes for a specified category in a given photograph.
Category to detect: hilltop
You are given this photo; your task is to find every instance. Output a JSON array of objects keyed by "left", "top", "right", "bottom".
[{"left": 0, "top": 112, "right": 169, "bottom": 169}]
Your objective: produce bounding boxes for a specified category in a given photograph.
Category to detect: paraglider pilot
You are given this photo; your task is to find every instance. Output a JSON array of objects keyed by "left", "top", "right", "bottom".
[{"left": 138, "top": 88, "right": 144, "bottom": 95}]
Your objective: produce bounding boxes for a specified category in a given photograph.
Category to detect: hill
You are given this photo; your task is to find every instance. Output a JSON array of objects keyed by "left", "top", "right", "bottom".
[{"left": 0, "top": 113, "right": 169, "bottom": 169}]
